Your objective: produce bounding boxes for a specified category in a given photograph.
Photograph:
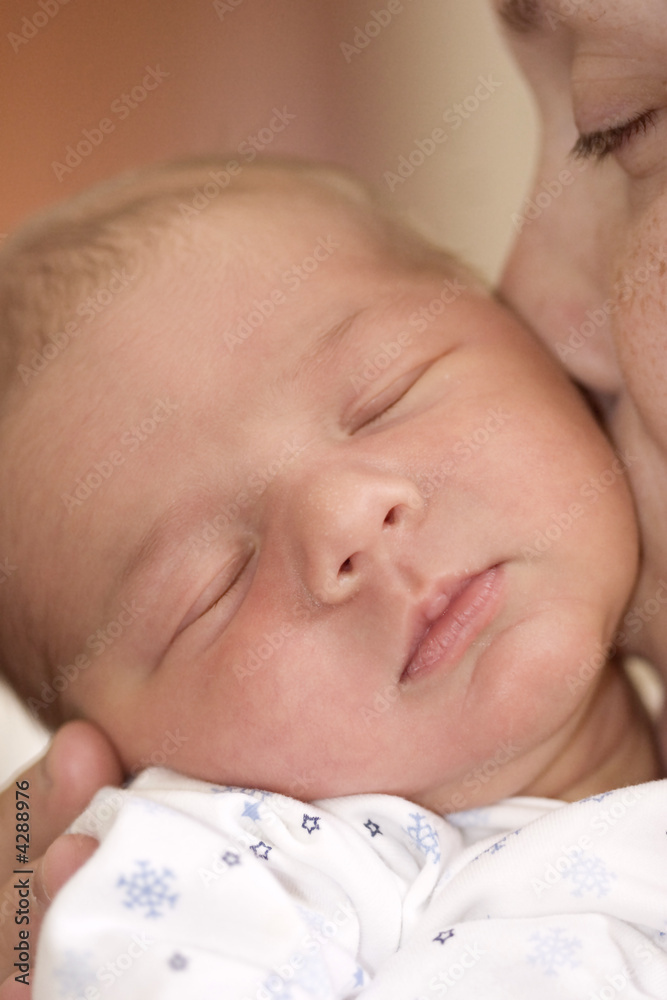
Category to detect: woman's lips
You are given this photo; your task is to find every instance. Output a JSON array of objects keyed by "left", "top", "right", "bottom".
[{"left": 402, "top": 565, "right": 503, "bottom": 681}]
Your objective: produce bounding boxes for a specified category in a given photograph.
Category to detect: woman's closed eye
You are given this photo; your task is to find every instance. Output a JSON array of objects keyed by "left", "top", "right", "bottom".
[{"left": 571, "top": 109, "right": 657, "bottom": 162}]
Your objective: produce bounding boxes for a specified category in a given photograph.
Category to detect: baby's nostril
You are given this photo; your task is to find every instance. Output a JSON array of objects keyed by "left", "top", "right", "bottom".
[
  {"left": 339, "top": 557, "right": 353, "bottom": 574},
  {"left": 384, "top": 507, "right": 398, "bottom": 526}
]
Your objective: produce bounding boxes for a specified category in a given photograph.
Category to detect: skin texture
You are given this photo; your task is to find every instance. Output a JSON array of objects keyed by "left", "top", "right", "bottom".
[
  {"left": 493, "top": 0, "right": 667, "bottom": 694},
  {"left": 1, "top": 184, "right": 653, "bottom": 829}
]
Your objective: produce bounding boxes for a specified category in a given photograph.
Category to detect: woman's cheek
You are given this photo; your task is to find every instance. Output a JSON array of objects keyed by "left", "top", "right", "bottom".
[{"left": 611, "top": 217, "right": 667, "bottom": 446}]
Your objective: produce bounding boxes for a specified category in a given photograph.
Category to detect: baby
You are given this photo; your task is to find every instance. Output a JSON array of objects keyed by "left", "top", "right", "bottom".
[{"left": 0, "top": 158, "right": 665, "bottom": 997}]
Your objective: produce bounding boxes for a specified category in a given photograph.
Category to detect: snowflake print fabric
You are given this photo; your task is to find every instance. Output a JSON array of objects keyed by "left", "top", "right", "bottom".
[{"left": 33, "top": 770, "right": 667, "bottom": 998}]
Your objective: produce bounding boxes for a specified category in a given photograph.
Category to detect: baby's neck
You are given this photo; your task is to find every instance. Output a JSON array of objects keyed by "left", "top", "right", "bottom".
[{"left": 525, "top": 658, "right": 663, "bottom": 802}]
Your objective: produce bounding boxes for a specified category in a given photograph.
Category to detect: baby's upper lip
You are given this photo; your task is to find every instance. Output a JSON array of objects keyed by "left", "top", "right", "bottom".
[{"left": 402, "top": 572, "right": 481, "bottom": 678}]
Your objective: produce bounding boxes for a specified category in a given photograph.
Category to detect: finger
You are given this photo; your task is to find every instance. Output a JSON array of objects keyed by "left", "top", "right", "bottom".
[
  {"left": 34, "top": 834, "right": 99, "bottom": 906},
  {"left": 0, "top": 720, "right": 123, "bottom": 876},
  {"left": 0, "top": 975, "right": 29, "bottom": 1000}
]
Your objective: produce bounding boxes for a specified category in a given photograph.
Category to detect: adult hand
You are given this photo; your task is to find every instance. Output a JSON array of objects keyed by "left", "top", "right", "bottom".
[{"left": 0, "top": 721, "right": 123, "bottom": 996}]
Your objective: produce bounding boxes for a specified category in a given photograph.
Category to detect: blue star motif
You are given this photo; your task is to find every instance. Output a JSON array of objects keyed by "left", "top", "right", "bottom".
[
  {"left": 242, "top": 799, "right": 262, "bottom": 821},
  {"left": 250, "top": 841, "right": 272, "bottom": 860},
  {"left": 302, "top": 814, "right": 320, "bottom": 834},
  {"left": 168, "top": 952, "right": 188, "bottom": 971},
  {"left": 364, "top": 819, "right": 382, "bottom": 837},
  {"left": 434, "top": 929, "right": 455, "bottom": 945},
  {"left": 353, "top": 967, "right": 365, "bottom": 987},
  {"left": 221, "top": 851, "right": 240, "bottom": 867}
]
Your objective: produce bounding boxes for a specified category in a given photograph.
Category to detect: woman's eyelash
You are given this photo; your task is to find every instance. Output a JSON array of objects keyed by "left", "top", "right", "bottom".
[{"left": 571, "top": 110, "right": 657, "bottom": 161}]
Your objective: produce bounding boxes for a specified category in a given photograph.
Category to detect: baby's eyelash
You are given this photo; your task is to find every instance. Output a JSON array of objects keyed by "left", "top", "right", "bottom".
[
  {"left": 571, "top": 110, "right": 657, "bottom": 161},
  {"left": 205, "top": 562, "right": 247, "bottom": 617}
]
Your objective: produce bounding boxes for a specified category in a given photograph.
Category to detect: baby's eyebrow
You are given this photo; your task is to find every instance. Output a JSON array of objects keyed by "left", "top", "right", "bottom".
[
  {"left": 498, "top": 0, "right": 545, "bottom": 32},
  {"left": 279, "top": 311, "right": 366, "bottom": 391},
  {"left": 119, "top": 493, "right": 213, "bottom": 589}
]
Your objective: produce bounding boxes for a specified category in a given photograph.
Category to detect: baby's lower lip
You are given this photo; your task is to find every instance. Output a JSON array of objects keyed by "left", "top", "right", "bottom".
[{"left": 402, "top": 566, "right": 504, "bottom": 681}]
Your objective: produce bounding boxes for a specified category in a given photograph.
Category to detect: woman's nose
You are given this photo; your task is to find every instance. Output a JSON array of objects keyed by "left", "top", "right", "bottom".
[{"left": 290, "top": 464, "right": 424, "bottom": 606}]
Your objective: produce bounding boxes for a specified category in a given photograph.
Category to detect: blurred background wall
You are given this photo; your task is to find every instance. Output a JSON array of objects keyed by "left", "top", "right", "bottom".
[{"left": 0, "top": 0, "right": 537, "bottom": 784}]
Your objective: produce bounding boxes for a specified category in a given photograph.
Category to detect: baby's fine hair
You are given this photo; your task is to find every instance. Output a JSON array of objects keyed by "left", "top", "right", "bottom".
[
  {"left": 0, "top": 156, "right": 469, "bottom": 405},
  {"left": 0, "top": 155, "right": 471, "bottom": 726}
]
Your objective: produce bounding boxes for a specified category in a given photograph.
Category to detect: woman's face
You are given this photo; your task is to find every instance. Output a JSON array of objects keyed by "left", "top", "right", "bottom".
[{"left": 494, "top": 0, "right": 667, "bottom": 672}]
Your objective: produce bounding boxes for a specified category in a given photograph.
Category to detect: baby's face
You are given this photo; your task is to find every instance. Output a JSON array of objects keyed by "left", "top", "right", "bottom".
[{"left": 9, "top": 192, "right": 637, "bottom": 811}]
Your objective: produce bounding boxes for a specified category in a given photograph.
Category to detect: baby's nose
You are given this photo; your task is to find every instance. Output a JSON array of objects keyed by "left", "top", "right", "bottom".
[{"left": 292, "top": 465, "right": 424, "bottom": 606}]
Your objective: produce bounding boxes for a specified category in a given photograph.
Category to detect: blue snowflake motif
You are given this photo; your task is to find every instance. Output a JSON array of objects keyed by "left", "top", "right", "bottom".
[
  {"left": 562, "top": 851, "right": 616, "bottom": 899},
  {"left": 54, "top": 949, "right": 97, "bottom": 998},
  {"left": 527, "top": 926, "right": 582, "bottom": 976},
  {"left": 117, "top": 860, "right": 178, "bottom": 917},
  {"left": 297, "top": 906, "right": 330, "bottom": 938},
  {"left": 405, "top": 812, "right": 441, "bottom": 864}
]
